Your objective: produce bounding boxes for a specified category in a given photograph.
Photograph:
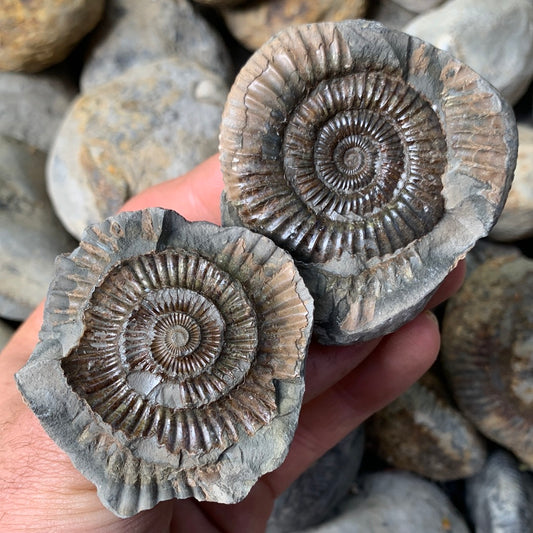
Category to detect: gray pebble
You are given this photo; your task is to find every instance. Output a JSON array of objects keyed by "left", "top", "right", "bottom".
[
  {"left": 48, "top": 57, "right": 228, "bottom": 239},
  {"left": 404, "top": 0, "right": 533, "bottom": 105},
  {"left": 0, "top": 67, "right": 77, "bottom": 151},
  {"left": 81, "top": 0, "right": 233, "bottom": 91},
  {"left": 301, "top": 470, "right": 470, "bottom": 532},
  {"left": 0, "top": 136, "right": 76, "bottom": 320}
]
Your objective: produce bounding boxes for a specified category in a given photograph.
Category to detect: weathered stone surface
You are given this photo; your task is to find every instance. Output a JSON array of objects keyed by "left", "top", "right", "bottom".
[
  {"left": 0, "top": 67, "right": 77, "bottom": 151},
  {"left": 367, "top": 371, "right": 487, "bottom": 481},
  {"left": 301, "top": 471, "right": 470, "bottom": 532},
  {"left": 404, "top": 0, "right": 533, "bottom": 104},
  {"left": 466, "top": 450, "right": 533, "bottom": 533},
  {"left": 48, "top": 57, "right": 228, "bottom": 239},
  {"left": 267, "top": 426, "right": 365, "bottom": 532},
  {"left": 219, "top": 20, "right": 517, "bottom": 345},
  {"left": 391, "top": 0, "right": 444, "bottom": 13},
  {"left": 81, "top": 0, "right": 233, "bottom": 91},
  {"left": 465, "top": 239, "right": 522, "bottom": 278},
  {"left": 15, "top": 208, "right": 314, "bottom": 517},
  {"left": 0, "top": 0, "right": 105, "bottom": 72},
  {"left": 0, "top": 136, "right": 76, "bottom": 321},
  {"left": 221, "top": 0, "right": 368, "bottom": 50},
  {"left": 491, "top": 124, "right": 533, "bottom": 241},
  {"left": 442, "top": 254, "right": 533, "bottom": 468},
  {"left": 0, "top": 320, "right": 15, "bottom": 352},
  {"left": 367, "top": 0, "right": 417, "bottom": 31}
]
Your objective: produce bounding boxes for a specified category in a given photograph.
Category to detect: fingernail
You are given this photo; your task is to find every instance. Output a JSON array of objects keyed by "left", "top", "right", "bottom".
[{"left": 424, "top": 309, "right": 439, "bottom": 327}]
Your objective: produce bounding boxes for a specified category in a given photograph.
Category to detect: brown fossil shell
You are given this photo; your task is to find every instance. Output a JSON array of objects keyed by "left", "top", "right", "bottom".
[
  {"left": 219, "top": 20, "right": 517, "bottom": 344},
  {"left": 366, "top": 371, "right": 487, "bottom": 481},
  {"left": 15, "top": 208, "right": 313, "bottom": 517},
  {"left": 441, "top": 254, "right": 533, "bottom": 467}
]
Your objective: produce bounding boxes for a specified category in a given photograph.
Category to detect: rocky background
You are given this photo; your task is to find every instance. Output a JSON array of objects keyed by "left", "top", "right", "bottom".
[{"left": 1, "top": 0, "right": 532, "bottom": 531}]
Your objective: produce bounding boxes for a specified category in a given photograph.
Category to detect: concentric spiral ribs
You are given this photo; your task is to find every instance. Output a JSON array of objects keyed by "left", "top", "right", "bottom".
[
  {"left": 221, "top": 23, "right": 446, "bottom": 264},
  {"left": 15, "top": 209, "right": 314, "bottom": 515},
  {"left": 441, "top": 255, "right": 533, "bottom": 467},
  {"left": 220, "top": 20, "right": 517, "bottom": 344}
]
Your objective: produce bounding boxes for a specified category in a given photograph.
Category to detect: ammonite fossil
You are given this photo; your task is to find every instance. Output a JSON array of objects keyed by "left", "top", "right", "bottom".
[
  {"left": 466, "top": 449, "right": 533, "bottom": 533},
  {"left": 219, "top": 19, "right": 517, "bottom": 344},
  {"left": 15, "top": 208, "right": 314, "bottom": 517},
  {"left": 366, "top": 371, "right": 487, "bottom": 481},
  {"left": 441, "top": 254, "right": 533, "bottom": 467}
]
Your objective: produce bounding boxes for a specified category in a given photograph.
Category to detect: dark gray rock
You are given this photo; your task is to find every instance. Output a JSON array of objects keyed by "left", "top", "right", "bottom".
[
  {"left": 48, "top": 57, "right": 228, "bottom": 239},
  {"left": 267, "top": 426, "right": 365, "bottom": 532},
  {"left": 0, "top": 135, "right": 76, "bottom": 320},
  {"left": 15, "top": 208, "right": 314, "bottom": 517},
  {"left": 80, "top": 0, "right": 233, "bottom": 91},
  {"left": 0, "top": 320, "right": 14, "bottom": 352}
]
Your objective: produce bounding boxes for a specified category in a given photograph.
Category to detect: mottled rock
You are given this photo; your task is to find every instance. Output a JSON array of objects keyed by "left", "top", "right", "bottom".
[
  {"left": 0, "top": 136, "right": 76, "bottom": 320},
  {"left": 367, "top": 372, "right": 487, "bottom": 481},
  {"left": 48, "top": 57, "right": 228, "bottom": 239},
  {"left": 367, "top": 0, "right": 417, "bottom": 30},
  {"left": 404, "top": 0, "right": 533, "bottom": 104},
  {"left": 391, "top": 0, "right": 444, "bottom": 13},
  {"left": 0, "top": 320, "right": 15, "bottom": 352},
  {"left": 221, "top": 0, "right": 368, "bottom": 50},
  {"left": 465, "top": 239, "right": 522, "bottom": 278},
  {"left": 219, "top": 20, "right": 517, "bottom": 345},
  {"left": 442, "top": 254, "right": 533, "bottom": 467},
  {"left": 0, "top": 67, "right": 77, "bottom": 151},
  {"left": 81, "top": 0, "right": 232, "bottom": 91},
  {"left": 267, "top": 426, "right": 365, "bottom": 532},
  {"left": 301, "top": 471, "right": 470, "bottom": 532},
  {"left": 467, "top": 450, "right": 533, "bottom": 533},
  {"left": 0, "top": 0, "right": 105, "bottom": 72},
  {"left": 15, "top": 208, "right": 314, "bottom": 517},
  {"left": 491, "top": 124, "right": 533, "bottom": 241}
]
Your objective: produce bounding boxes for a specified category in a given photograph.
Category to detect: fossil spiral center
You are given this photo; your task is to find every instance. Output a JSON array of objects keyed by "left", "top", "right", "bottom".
[{"left": 167, "top": 325, "right": 190, "bottom": 349}]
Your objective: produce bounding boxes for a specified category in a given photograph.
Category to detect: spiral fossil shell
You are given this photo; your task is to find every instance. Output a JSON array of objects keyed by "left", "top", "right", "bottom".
[
  {"left": 219, "top": 19, "right": 517, "bottom": 344},
  {"left": 441, "top": 254, "right": 533, "bottom": 468},
  {"left": 15, "top": 208, "right": 313, "bottom": 517}
]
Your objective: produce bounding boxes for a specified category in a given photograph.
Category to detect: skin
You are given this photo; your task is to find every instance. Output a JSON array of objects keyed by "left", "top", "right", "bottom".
[{"left": 0, "top": 154, "right": 465, "bottom": 532}]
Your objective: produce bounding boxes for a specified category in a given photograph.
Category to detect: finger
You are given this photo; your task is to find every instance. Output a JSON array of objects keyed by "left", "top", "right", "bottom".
[
  {"left": 267, "top": 309, "right": 441, "bottom": 495},
  {"left": 120, "top": 153, "right": 223, "bottom": 224}
]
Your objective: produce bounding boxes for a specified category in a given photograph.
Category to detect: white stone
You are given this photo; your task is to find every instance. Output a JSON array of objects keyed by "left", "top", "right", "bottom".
[{"left": 404, "top": 0, "right": 533, "bottom": 104}]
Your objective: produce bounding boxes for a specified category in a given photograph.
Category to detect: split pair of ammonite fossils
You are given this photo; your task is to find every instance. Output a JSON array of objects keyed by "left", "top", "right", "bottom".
[{"left": 16, "top": 20, "right": 516, "bottom": 517}]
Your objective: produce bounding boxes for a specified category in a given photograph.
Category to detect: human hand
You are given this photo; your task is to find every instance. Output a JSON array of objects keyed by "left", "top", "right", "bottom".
[{"left": 0, "top": 154, "right": 465, "bottom": 532}]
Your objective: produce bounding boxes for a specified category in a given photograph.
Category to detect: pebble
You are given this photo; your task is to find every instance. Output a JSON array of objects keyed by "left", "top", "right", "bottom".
[
  {"left": 366, "top": 371, "right": 487, "bottom": 481},
  {"left": 221, "top": 0, "right": 368, "bottom": 50},
  {"left": 390, "top": 0, "right": 444, "bottom": 13},
  {"left": 0, "top": 320, "right": 14, "bottom": 352},
  {"left": 81, "top": 0, "right": 233, "bottom": 91},
  {"left": 0, "top": 66, "right": 77, "bottom": 152},
  {"left": 403, "top": 0, "right": 533, "bottom": 105},
  {"left": 267, "top": 426, "right": 365, "bottom": 532},
  {"left": 48, "top": 57, "right": 228, "bottom": 239},
  {"left": 367, "top": 0, "right": 417, "bottom": 31},
  {"left": 0, "top": 136, "right": 76, "bottom": 321},
  {"left": 0, "top": 0, "right": 105, "bottom": 72},
  {"left": 301, "top": 471, "right": 470, "bottom": 532},
  {"left": 491, "top": 123, "right": 533, "bottom": 242}
]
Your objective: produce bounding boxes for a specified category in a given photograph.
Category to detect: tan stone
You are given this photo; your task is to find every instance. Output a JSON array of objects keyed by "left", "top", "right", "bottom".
[
  {"left": 221, "top": 0, "right": 368, "bottom": 50},
  {"left": 0, "top": 0, "right": 105, "bottom": 72}
]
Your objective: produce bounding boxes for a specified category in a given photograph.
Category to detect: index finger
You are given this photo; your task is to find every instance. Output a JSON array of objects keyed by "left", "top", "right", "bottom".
[{"left": 120, "top": 153, "right": 223, "bottom": 224}]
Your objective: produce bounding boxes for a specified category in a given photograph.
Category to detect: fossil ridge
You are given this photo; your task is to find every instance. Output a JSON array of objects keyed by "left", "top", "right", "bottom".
[
  {"left": 219, "top": 19, "right": 517, "bottom": 344},
  {"left": 16, "top": 208, "right": 314, "bottom": 517}
]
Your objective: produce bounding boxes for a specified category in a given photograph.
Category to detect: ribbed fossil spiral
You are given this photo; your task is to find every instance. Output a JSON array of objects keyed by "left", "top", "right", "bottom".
[
  {"left": 220, "top": 20, "right": 517, "bottom": 344},
  {"left": 15, "top": 209, "right": 314, "bottom": 517}
]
